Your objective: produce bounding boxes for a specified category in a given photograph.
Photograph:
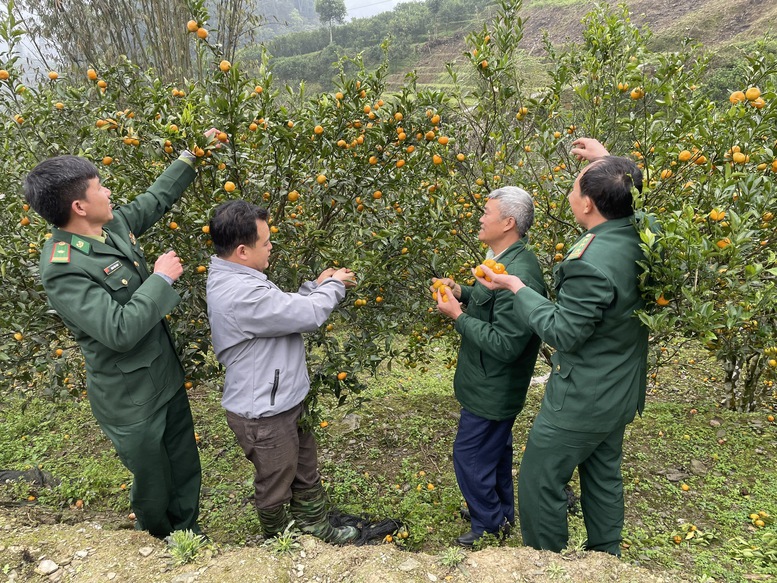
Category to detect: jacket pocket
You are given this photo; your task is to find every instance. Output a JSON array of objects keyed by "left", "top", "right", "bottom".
[
  {"left": 270, "top": 369, "right": 279, "bottom": 406},
  {"left": 470, "top": 285, "right": 494, "bottom": 307},
  {"left": 547, "top": 353, "right": 573, "bottom": 412},
  {"left": 104, "top": 266, "right": 134, "bottom": 304},
  {"left": 115, "top": 339, "right": 164, "bottom": 406}
]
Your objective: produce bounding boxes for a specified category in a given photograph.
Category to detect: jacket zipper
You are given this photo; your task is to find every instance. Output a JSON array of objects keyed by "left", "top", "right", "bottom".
[{"left": 270, "top": 369, "right": 279, "bottom": 406}]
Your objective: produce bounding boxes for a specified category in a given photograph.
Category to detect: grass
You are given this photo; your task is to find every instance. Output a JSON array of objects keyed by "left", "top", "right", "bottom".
[{"left": 0, "top": 339, "right": 775, "bottom": 581}]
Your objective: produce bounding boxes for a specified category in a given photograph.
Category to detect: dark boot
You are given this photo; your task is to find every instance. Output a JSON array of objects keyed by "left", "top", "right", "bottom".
[
  {"left": 290, "top": 484, "right": 359, "bottom": 544},
  {"left": 257, "top": 504, "right": 291, "bottom": 538}
]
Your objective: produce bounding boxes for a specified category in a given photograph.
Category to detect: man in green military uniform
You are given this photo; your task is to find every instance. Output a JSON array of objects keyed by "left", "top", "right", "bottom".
[
  {"left": 24, "top": 145, "right": 209, "bottom": 539},
  {"left": 433, "top": 186, "right": 545, "bottom": 547},
  {"left": 477, "top": 138, "right": 648, "bottom": 555}
]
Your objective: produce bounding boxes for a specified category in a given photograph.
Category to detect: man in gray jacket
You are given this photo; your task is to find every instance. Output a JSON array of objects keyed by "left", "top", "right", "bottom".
[{"left": 206, "top": 200, "right": 358, "bottom": 544}]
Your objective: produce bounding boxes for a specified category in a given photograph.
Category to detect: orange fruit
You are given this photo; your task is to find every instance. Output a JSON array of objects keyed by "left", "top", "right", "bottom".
[
  {"left": 394, "top": 112, "right": 403, "bottom": 121},
  {"left": 97, "top": 80, "right": 107, "bottom": 89},
  {"left": 102, "top": 156, "right": 113, "bottom": 166},
  {"left": 396, "top": 159, "right": 405, "bottom": 168},
  {"left": 437, "top": 136, "right": 449, "bottom": 145},
  {"left": 678, "top": 150, "right": 692, "bottom": 162},
  {"left": 20, "top": 216, "right": 30, "bottom": 226},
  {"left": 432, "top": 154, "right": 442, "bottom": 165},
  {"left": 0, "top": 69, "right": 9, "bottom": 80},
  {"left": 430, "top": 114, "right": 441, "bottom": 125},
  {"left": 319, "top": 421, "right": 329, "bottom": 428},
  {"left": 316, "top": 174, "right": 327, "bottom": 184},
  {"left": 681, "top": 483, "right": 690, "bottom": 491},
  {"left": 656, "top": 295, "right": 670, "bottom": 306},
  {"left": 630, "top": 87, "right": 644, "bottom": 100},
  {"left": 86, "top": 68, "right": 97, "bottom": 80},
  {"left": 219, "top": 60, "right": 231, "bottom": 72},
  {"left": 187, "top": 20, "right": 199, "bottom": 32},
  {"left": 196, "top": 27, "right": 208, "bottom": 39},
  {"left": 14, "top": 332, "right": 23, "bottom": 341},
  {"left": 729, "top": 90, "right": 746, "bottom": 104},
  {"left": 288, "top": 190, "right": 300, "bottom": 202},
  {"left": 169, "top": 221, "right": 179, "bottom": 230},
  {"left": 202, "top": 225, "right": 210, "bottom": 234},
  {"left": 750, "top": 97, "right": 765, "bottom": 109},
  {"left": 483, "top": 258, "right": 497, "bottom": 268},
  {"left": 337, "top": 372, "right": 347, "bottom": 381},
  {"left": 716, "top": 238, "right": 730, "bottom": 249},
  {"left": 48, "top": 71, "right": 58, "bottom": 80},
  {"left": 474, "top": 266, "right": 486, "bottom": 278},
  {"left": 196, "top": 266, "right": 207, "bottom": 274},
  {"left": 480, "top": 60, "right": 488, "bottom": 69},
  {"left": 314, "top": 125, "right": 324, "bottom": 135},
  {"left": 492, "top": 263, "right": 505, "bottom": 274},
  {"left": 732, "top": 152, "right": 747, "bottom": 164},
  {"left": 745, "top": 87, "right": 761, "bottom": 101},
  {"left": 373, "top": 190, "right": 382, "bottom": 199},
  {"left": 457, "top": 153, "right": 466, "bottom": 162},
  {"left": 660, "top": 169, "right": 673, "bottom": 180},
  {"left": 708, "top": 209, "right": 725, "bottom": 221}
]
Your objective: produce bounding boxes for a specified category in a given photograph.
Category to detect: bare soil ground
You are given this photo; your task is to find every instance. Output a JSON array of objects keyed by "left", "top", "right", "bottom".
[{"left": 0, "top": 504, "right": 677, "bottom": 582}]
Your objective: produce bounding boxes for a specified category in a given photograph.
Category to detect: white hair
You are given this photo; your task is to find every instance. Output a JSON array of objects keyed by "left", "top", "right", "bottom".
[{"left": 487, "top": 186, "right": 534, "bottom": 237}]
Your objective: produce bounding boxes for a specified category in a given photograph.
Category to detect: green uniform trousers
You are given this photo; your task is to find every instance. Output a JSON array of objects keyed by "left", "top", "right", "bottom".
[
  {"left": 518, "top": 412, "right": 625, "bottom": 555},
  {"left": 99, "top": 386, "right": 201, "bottom": 538}
]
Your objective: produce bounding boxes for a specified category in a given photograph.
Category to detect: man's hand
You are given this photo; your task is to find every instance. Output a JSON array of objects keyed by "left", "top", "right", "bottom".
[
  {"left": 316, "top": 268, "right": 337, "bottom": 284},
  {"left": 154, "top": 250, "right": 184, "bottom": 282},
  {"left": 435, "top": 285, "right": 463, "bottom": 320},
  {"left": 430, "top": 277, "right": 461, "bottom": 299},
  {"left": 328, "top": 267, "right": 357, "bottom": 288},
  {"left": 473, "top": 264, "right": 524, "bottom": 294},
  {"left": 571, "top": 137, "right": 610, "bottom": 162}
]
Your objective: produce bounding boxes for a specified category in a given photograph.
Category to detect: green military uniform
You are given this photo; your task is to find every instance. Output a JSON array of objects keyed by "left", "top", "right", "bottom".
[
  {"left": 512, "top": 216, "right": 648, "bottom": 555},
  {"left": 38, "top": 158, "right": 202, "bottom": 538}
]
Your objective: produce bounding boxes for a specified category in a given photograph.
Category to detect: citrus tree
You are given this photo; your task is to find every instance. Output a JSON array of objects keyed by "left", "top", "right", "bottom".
[{"left": 1, "top": 0, "right": 775, "bottom": 412}]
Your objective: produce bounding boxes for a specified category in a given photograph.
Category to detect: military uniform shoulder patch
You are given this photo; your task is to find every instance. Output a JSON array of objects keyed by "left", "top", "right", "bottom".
[
  {"left": 565, "top": 233, "right": 595, "bottom": 261},
  {"left": 49, "top": 241, "right": 71, "bottom": 263}
]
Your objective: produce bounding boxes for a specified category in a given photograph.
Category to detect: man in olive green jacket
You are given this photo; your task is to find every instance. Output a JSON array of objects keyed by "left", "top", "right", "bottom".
[
  {"left": 434, "top": 186, "right": 545, "bottom": 547},
  {"left": 24, "top": 150, "right": 204, "bottom": 538},
  {"left": 477, "top": 138, "right": 648, "bottom": 556}
]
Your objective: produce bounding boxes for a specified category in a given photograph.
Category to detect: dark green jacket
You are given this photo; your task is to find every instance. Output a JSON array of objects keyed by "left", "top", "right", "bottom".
[
  {"left": 513, "top": 217, "right": 648, "bottom": 432},
  {"left": 453, "top": 239, "right": 546, "bottom": 420},
  {"left": 39, "top": 160, "right": 196, "bottom": 425}
]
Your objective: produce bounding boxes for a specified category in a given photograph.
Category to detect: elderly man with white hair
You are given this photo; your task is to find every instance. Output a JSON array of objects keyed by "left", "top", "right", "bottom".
[{"left": 433, "top": 186, "right": 546, "bottom": 547}]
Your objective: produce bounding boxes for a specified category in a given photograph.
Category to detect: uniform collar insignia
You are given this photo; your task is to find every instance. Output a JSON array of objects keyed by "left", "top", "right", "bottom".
[{"left": 70, "top": 235, "right": 91, "bottom": 255}]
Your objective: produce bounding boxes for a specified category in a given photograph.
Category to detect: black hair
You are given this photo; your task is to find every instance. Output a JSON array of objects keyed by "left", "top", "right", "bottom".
[
  {"left": 209, "top": 200, "right": 269, "bottom": 257},
  {"left": 579, "top": 156, "right": 643, "bottom": 219},
  {"left": 24, "top": 156, "right": 100, "bottom": 227}
]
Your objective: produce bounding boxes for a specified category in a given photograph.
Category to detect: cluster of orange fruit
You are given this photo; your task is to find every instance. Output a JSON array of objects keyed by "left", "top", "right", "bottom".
[
  {"left": 729, "top": 86, "right": 765, "bottom": 109},
  {"left": 431, "top": 279, "right": 452, "bottom": 303},
  {"left": 473, "top": 258, "right": 505, "bottom": 281},
  {"left": 186, "top": 20, "right": 209, "bottom": 39}
]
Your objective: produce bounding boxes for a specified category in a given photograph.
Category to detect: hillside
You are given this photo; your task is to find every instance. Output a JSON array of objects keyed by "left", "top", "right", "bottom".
[{"left": 377, "top": 0, "right": 777, "bottom": 88}]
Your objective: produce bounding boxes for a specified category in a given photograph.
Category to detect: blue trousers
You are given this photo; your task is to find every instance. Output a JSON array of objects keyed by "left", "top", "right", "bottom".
[
  {"left": 518, "top": 411, "right": 626, "bottom": 555},
  {"left": 453, "top": 408, "right": 516, "bottom": 534}
]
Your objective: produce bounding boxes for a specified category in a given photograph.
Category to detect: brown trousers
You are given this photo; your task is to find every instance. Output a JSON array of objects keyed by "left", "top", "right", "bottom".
[{"left": 226, "top": 402, "right": 320, "bottom": 510}]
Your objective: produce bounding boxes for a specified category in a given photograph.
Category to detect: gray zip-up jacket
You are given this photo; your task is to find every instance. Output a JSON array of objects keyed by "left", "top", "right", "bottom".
[{"left": 206, "top": 256, "right": 346, "bottom": 419}]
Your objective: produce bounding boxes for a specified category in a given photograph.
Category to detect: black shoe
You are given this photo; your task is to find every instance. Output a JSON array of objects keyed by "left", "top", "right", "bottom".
[{"left": 455, "top": 530, "right": 483, "bottom": 547}]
